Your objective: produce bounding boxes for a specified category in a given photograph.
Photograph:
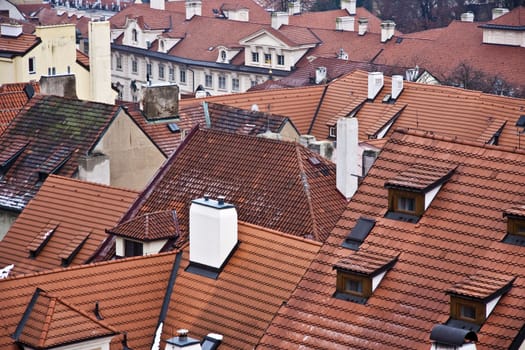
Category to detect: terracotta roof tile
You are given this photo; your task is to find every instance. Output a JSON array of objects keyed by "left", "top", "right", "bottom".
[
  {"left": 0, "top": 95, "right": 120, "bottom": 211},
  {"left": 259, "top": 129, "right": 525, "bottom": 349},
  {"left": 121, "top": 127, "right": 346, "bottom": 243},
  {"left": 107, "top": 210, "right": 179, "bottom": 241},
  {"left": 0, "top": 175, "right": 138, "bottom": 276},
  {"left": 486, "top": 5, "right": 525, "bottom": 27},
  {"left": 0, "top": 84, "right": 36, "bottom": 133},
  {"left": 0, "top": 33, "right": 40, "bottom": 57}
]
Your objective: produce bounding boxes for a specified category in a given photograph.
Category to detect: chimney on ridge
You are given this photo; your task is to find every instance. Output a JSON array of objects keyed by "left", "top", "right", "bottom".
[
  {"left": 288, "top": 0, "right": 301, "bottom": 15},
  {"left": 460, "top": 11, "right": 474, "bottom": 22},
  {"left": 150, "top": 0, "right": 164, "bottom": 10},
  {"left": 185, "top": 0, "right": 202, "bottom": 20},
  {"left": 492, "top": 7, "right": 509, "bottom": 20}
]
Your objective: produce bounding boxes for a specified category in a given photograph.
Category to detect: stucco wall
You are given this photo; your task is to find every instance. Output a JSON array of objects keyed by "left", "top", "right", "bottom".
[
  {"left": 92, "top": 110, "right": 166, "bottom": 190},
  {"left": 0, "top": 210, "right": 19, "bottom": 241}
]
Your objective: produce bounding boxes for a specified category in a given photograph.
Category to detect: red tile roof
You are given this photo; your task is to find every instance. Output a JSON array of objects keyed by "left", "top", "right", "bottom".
[
  {"left": 107, "top": 210, "right": 179, "bottom": 241},
  {"left": 0, "top": 32, "right": 40, "bottom": 57},
  {"left": 0, "top": 252, "right": 177, "bottom": 350},
  {"left": 0, "top": 81, "right": 38, "bottom": 133},
  {"left": 0, "top": 175, "right": 138, "bottom": 276},
  {"left": 0, "top": 95, "right": 121, "bottom": 211},
  {"left": 487, "top": 5, "right": 525, "bottom": 26},
  {"left": 1, "top": 221, "right": 320, "bottom": 350},
  {"left": 258, "top": 128, "right": 525, "bottom": 349},
  {"left": 121, "top": 127, "right": 346, "bottom": 243}
]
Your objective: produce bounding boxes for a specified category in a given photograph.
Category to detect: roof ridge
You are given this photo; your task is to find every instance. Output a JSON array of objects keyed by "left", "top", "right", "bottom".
[
  {"left": 395, "top": 128, "right": 525, "bottom": 155},
  {"left": 46, "top": 174, "right": 139, "bottom": 194},
  {"left": 238, "top": 220, "right": 323, "bottom": 247},
  {"left": 295, "top": 144, "right": 319, "bottom": 241}
]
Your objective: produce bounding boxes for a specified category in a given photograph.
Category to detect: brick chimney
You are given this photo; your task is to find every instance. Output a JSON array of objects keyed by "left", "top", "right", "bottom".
[{"left": 189, "top": 195, "right": 238, "bottom": 271}]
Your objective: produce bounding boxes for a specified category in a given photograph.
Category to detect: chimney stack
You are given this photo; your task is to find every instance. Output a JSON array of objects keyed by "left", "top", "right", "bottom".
[
  {"left": 89, "top": 20, "right": 114, "bottom": 104},
  {"left": 492, "top": 7, "right": 509, "bottom": 20},
  {"left": 271, "top": 11, "right": 289, "bottom": 29},
  {"left": 288, "top": 0, "right": 301, "bottom": 15},
  {"left": 460, "top": 11, "right": 474, "bottom": 22},
  {"left": 315, "top": 66, "right": 327, "bottom": 84},
  {"left": 0, "top": 23, "right": 23, "bottom": 37},
  {"left": 367, "top": 71, "right": 384, "bottom": 100},
  {"left": 189, "top": 195, "right": 238, "bottom": 271},
  {"left": 391, "top": 75, "right": 404, "bottom": 99},
  {"left": 185, "top": 0, "right": 202, "bottom": 20},
  {"left": 380, "top": 20, "right": 396, "bottom": 42},
  {"left": 150, "top": 0, "right": 164, "bottom": 10},
  {"left": 336, "top": 117, "right": 360, "bottom": 199},
  {"left": 340, "top": 0, "right": 356, "bottom": 15},
  {"left": 336, "top": 16, "right": 355, "bottom": 31},
  {"left": 140, "top": 83, "right": 180, "bottom": 120},
  {"left": 358, "top": 17, "right": 368, "bottom": 35}
]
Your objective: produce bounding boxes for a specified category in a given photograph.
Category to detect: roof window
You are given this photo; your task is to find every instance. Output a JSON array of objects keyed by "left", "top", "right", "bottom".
[
  {"left": 341, "top": 216, "right": 375, "bottom": 250},
  {"left": 27, "top": 221, "right": 59, "bottom": 258},
  {"left": 384, "top": 163, "right": 456, "bottom": 223},
  {"left": 333, "top": 249, "right": 398, "bottom": 304},
  {"left": 59, "top": 231, "right": 91, "bottom": 266}
]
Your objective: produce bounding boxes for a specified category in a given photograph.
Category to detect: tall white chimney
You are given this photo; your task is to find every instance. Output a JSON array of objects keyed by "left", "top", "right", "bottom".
[
  {"left": 185, "top": 0, "right": 202, "bottom": 20},
  {"left": 367, "top": 71, "right": 384, "bottom": 100},
  {"left": 380, "top": 20, "right": 395, "bottom": 42},
  {"left": 271, "top": 11, "right": 289, "bottom": 29},
  {"left": 358, "top": 17, "right": 368, "bottom": 35},
  {"left": 492, "top": 7, "right": 509, "bottom": 20},
  {"left": 189, "top": 196, "right": 238, "bottom": 270},
  {"left": 88, "top": 20, "right": 114, "bottom": 104},
  {"left": 340, "top": 0, "right": 356, "bottom": 15},
  {"left": 150, "top": 0, "right": 164, "bottom": 10},
  {"left": 336, "top": 117, "right": 359, "bottom": 199},
  {"left": 391, "top": 75, "right": 404, "bottom": 99},
  {"left": 288, "top": 0, "right": 301, "bottom": 15}
]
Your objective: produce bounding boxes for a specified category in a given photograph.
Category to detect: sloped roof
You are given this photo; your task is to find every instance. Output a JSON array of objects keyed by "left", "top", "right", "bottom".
[
  {"left": 258, "top": 128, "right": 525, "bottom": 349},
  {"left": 107, "top": 210, "right": 179, "bottom": 241},
  {"left": 483, "top": 5, "right": 525, "bottom": 28},
  {"left": 0, "top": 81, "right": 38, "bottom": 133},
  {"left": 122, "top": 127, "right": 346, "bottom": 242},
  {"left": 161, "top": 221, "right": 321, "bottom": 349},
  {"left": 374, "top": 19, "right": 525, "bottom": 89},
  {"left": 14, "top": 288, "right": 117, "bottom": 349},
  {"left": 0, "top": 32, "right": 40, "bottom": 58},
  {"left": 0, "top": 175, "right": 138, "bottom": 276},
  {"left": 0, "top": 252, "right": 177, "bottom": 350},
  {"left": 0, "top": 95, "right": 120, "bottom": 211}
]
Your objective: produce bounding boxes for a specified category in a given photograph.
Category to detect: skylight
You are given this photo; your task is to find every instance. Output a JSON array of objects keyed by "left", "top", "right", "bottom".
[{"left": 342, "top": 217, "right": 376, "bottom": 250}]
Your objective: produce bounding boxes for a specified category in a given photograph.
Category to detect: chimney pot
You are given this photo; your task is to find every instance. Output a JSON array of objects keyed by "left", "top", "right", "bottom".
[
  {"left": 217, "top": 195, "right": 225, "bottom": 205},
  {"left": 177, "top": 329, "right": 188, "bottom": 338}
]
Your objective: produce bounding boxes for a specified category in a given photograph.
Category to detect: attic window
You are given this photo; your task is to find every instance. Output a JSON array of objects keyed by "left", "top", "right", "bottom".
[
  {"left": 342, "top": 217, "right": 376, "bottom": 250},
  {"left": 124, "top": 239, "right": 143, "bottom": 257},
  {"left": 333, "top": 250, "right": 398, "bottom": 304},
  {"left": 167, "top": 123, "right": 180, "bottom": 133},
  {"left": 446, "top": 272, "right": 514, "bottom": 328},
  {"left": 384, "top": 163, "right": 456, "bottom": 223},
  {"left": 27, "top": 222, "right": 59, "bottom": 258},
  {"left": 503, "top": 205, "right": 525, "bottom": 246}
]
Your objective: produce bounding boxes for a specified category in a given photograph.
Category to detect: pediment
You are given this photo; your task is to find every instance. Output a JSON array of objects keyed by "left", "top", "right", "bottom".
[{"left": 239, "top": 29, "right": 290, "bottom": 49}]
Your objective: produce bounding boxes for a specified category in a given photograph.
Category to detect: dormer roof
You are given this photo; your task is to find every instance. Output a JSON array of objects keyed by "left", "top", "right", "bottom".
[
  {"left": 106, "top": 210, "right": 180, "bottom": 241},
  {"left": 334, "top": 249, "right": 398, "bottom": 277},
  {"left": 446, "top": 272, "right": 515, "bottom": 302},
  {"left": 384, "top": 163, "right": 456, "bottom": 193}
]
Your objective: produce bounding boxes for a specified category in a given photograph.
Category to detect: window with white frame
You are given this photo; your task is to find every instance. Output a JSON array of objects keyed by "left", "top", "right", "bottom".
[
  {"left": 131, "top": 59, "right": 138, "bottom": 74},
  {"left": 218, "top": 75, "right": 226, "bottom": 90},
  {"left": 169, "top": 67, "right": 175, "bottom": 81},
  {"left": 232, "top": 78, "right": 240, "bottom": 91},
  {"left": 252, "top": 52, "right": 259, "bottom": 63},
  {"left": 277, "top": 54, "right": 285, "bottom": 66},
  {"left": 158, "top": 64, "right": 165, "bottom": 80},
  {"left": 28, "top": 57, "right": 36, "bottom": 74},
  {"left": 205, "top": 73, "right": 213, "bottom": 88}
]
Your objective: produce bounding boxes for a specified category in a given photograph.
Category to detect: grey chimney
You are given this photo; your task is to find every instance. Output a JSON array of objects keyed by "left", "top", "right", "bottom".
[{"left": 140, "top": 84, "right": 179, "bottom": 120}]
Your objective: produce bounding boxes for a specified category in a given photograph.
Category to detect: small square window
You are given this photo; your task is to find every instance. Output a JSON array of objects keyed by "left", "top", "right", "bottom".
[
  {"left": 397, "top": 197, "right": 415, "bottom": 212},
  {"left": 345, "top": 278, "right": 363, "bottom": 294},
  {"left": 460, "top": 304, "right": 477, "bottom": 320},
  {"left": 252, "top": 52, "right": 259, "bottom": 63},
  {"left": 329, "top": 126, "right": 336, "bottom": 138},
  {"left": 124, "top": 239, "right": 143, "bottom": 257}
]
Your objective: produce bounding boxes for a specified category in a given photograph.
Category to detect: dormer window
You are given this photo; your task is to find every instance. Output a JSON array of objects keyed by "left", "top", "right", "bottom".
[
  {"left": 124, "top": 239, "right": 143, "bottom": 257},
  {"left": 384, "top": 163, "right": 456, "bottom": 223},
  {"left": 132, "top": 28, "right": 138, "bottom": 42},
  {"left": 446, "top": 272, "right": 514, "bottom": 328},
  {"left": 503, "top": 205, "right": 525, "bottom": 246},
  {"left": 221, "top": 50, "right": 226, "bottom": 61},
  {"left": 329, "top": 126, "right": 336, "bottom": 138},
  {"left": 333, "top": 250, "right": 398, "bottom": 304}
]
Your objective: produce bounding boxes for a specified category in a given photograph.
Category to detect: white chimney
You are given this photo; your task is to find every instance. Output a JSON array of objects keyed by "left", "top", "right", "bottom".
[
  {"left": 288, "top": 0, "right": 300, "bottom": 15},
  {"left": 380, "top": 20, "right": 395, "bottom": 42},
  {"left": 358, "top": 17, "right": 368, "bottom": 35},
  {"left": 88, "top": 20, "right": 114, "bottom": 104},
  {"left": 460, "top": 12, "right": 474, "bottom": 22},
  {"left": 185, "top": 0, "right": 202, "bottom": 20},
  {"left": 336, "top": 16, "right": 355, "bottom": 31},
  {"left": 150, "top": 0, "right": 164, "bottom": 10},
  {"left": 367, "top": 71, "right": 384, "bottom": 100},
  {"left": 391, "top": 75, "right": 404, "bottom": 99},
  {"left": 165, "top": 330, "right": 223, "bottom": 350},
  {"left": 315, "top": 66, "right": 327, "bottom": 84},
  {"left": 492, "top": 7, "right": 509, "bottom": 20},
  {"left": 340, "top": 0, "right": 356, "bottom": 15},
  {"left": 336, "top": 117, "right": 359, "bottom": 199},
  {"left": 189, "top": 195, "right": 238, "bottom": 270},
  {"left": 271, "top": 11, "right": 289, "bottom": 29},
  {"left": 0, "top": 23, "right": 23, "bottom": 37}
]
